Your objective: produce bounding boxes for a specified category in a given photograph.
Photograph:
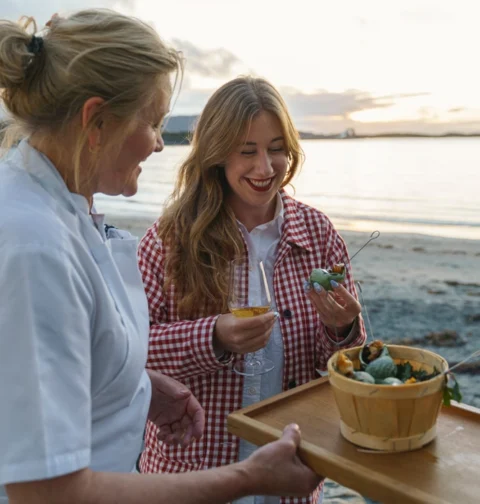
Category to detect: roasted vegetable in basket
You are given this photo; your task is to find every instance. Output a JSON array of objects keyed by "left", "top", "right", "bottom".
[
  {"left": 353, "top": 371, "right": 375, "bottom": 384},
  {"left": 360, "top": 340, "right": 389, "bottom": 369},
  {"left": 337, "top": 352, "right": 354, "bottom": 376},
  {"left": 365, "top": 355, "right": 398, "bottom": 381},
  {"left": 333, "top": 341, "right": 460, "bottom": 406},
  {"left": 378, "top": 377, "right": 403, "bottom": 385}
]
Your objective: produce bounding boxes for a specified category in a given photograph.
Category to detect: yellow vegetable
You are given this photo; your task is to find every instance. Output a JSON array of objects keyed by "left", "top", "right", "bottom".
[{"left": 337, "top": 352, "right": 354, "bottom": 376}]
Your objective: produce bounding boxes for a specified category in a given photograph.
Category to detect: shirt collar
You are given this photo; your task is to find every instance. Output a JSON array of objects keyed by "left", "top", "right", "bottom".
[
  {"left": 237, "top": 192, "right": 285, "bottom": 234},
  {"left": 14, "top": 139, "right": 91, "bottom": 217},
  {"left": 279, "top": 189, "right": 314, "bottom": 252}
]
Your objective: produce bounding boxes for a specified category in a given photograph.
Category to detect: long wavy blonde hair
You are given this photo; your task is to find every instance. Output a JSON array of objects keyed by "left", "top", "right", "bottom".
[{"left": 158, "top": 76, "right": 304, "bottom": 318}]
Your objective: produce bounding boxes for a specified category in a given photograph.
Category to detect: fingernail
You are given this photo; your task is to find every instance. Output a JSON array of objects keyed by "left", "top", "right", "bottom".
[
  {"left": 313, "top": 282, "right": 323, "bottom": 293},
  {"left": 273, "top": 311, "right": 280, "bottom": 319},
  {"left": 303, "top": 280, "right": 312, "bottom": 293},
  {"left": 330, "top": 280, "right": 339, "bottom": 288}
]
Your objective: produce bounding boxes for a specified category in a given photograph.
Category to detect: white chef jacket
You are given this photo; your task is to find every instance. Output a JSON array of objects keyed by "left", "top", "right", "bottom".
[{"left": 0, "top": 140, "right": 151, "bottom": 502}]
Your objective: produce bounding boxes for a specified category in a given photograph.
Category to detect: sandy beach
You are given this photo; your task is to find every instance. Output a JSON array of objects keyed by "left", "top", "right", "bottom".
[{"left": 107, "top": 214, "right": 480, "bottom": 504}]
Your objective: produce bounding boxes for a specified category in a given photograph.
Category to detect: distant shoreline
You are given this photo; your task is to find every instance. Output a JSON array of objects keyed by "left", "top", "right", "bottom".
[
  {"left": 2, "top": 121, "right": 479, "bottom": 145},
  {"left": 162, "top": 130, "right": 480, "bottom": 145},
  {"left": 301, "top": 132, "right": 480, "bottom": 139}
]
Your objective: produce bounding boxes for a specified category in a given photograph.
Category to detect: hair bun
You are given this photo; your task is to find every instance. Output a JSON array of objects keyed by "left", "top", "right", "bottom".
[{"left": 0, "top": 20, "right": 37, "bottom": 89}]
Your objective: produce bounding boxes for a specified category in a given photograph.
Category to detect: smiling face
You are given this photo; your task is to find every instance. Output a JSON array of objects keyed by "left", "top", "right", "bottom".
[
  {"left": 95, "top": 84, "right": 170, "bottom": 197},
  {"left": 224, "top": 110, "right": 288, "bottom": 225}
]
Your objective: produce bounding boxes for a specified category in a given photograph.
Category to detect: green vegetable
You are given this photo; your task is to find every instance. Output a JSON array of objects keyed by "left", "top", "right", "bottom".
[
  {"left": 415, "top": 367, "right": 440, "bottom": 381},
  {"left": 396, "top": 362, "right": 413, "bottom": 381},
  {"left": 442, "top": 373, "right": 462, "bottom": 407},
  {"left": 365, "top": 355, "right": 397, "bottom": 380},
  {"left": 396, "top": 363, "right": 441, "bottom": 382},
  {"left": 309, "top": 266, "right": 346, "bottom": 291},
  {"left": 380, "top": 377, "right": 403, "bottom": 386},
  {"left": 353, "top": 371, "right": 375, "bottom": 384}
]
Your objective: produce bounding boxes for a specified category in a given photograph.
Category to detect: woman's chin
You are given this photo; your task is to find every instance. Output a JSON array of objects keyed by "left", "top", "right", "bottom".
[
  {"left": 122, "top": 185, "right": 138, "bottom": 197},
  {"left": 122, "top": 167, "right": 141, "bottom": 197}
]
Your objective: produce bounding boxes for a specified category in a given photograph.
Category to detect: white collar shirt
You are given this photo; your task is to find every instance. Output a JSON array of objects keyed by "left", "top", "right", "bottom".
[{"left": 0, "top": 141, "right": 151, "bottom": 502}]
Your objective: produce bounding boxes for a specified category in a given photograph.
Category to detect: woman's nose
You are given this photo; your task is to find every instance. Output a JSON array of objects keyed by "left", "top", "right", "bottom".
[
  {"left": 155, "top": 133, "right": 165, "bottom": 153},
  {"left": 255, "top": 150, "right": 274, "bottom": 175}
]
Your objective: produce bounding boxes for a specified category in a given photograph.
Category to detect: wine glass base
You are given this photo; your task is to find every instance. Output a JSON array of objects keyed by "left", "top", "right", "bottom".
[{"left": 233, "top": 358, "right": 275, "bottom": 376}]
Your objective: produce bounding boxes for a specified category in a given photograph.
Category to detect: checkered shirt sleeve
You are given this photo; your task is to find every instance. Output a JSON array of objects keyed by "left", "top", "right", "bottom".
[{"left": 137, "top": 222, "right": 231, "bottom": 379}]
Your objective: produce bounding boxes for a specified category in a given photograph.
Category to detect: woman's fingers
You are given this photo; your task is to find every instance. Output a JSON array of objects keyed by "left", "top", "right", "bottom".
[{"left": 306, "top": 281, "right": 360, "bottom": 327}]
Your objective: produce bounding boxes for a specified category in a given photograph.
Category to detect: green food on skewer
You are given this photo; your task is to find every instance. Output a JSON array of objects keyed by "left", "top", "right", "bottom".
[{"left": 309, "top": 263, "right": 346, "bottom": 291}]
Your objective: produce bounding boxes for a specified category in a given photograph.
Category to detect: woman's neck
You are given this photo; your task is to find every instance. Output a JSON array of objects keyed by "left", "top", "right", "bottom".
[
  {"left": 229, "top": 195, "right": 278, "bottom": 232},
  {"left": 28, "top": 136, "right": 94, "bottom": 208}
]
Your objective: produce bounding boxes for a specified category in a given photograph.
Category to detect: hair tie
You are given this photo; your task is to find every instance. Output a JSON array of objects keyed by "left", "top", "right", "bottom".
[{"left": 27, "top": 35, "right": 44, "bottom": 55}]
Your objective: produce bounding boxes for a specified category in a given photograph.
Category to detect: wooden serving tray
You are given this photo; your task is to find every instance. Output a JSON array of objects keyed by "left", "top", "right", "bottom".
[{"left": 227, "top": 376, "right": 480, "bottom": 504}]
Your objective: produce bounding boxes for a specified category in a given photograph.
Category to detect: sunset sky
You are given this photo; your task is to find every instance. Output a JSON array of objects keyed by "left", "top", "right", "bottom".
[{"left": 3, "top": 0, "right": 480, "bottom": 134}]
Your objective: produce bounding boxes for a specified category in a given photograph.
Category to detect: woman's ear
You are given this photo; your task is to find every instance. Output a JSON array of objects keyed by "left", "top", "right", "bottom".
[{"left": 82, "top": 97, "right": 106, "bottom": 151}]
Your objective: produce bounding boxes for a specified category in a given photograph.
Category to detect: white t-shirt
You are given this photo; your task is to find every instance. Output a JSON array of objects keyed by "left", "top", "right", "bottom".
[{"left": 0, "top": 141, "right": 151, "bottom": 502}]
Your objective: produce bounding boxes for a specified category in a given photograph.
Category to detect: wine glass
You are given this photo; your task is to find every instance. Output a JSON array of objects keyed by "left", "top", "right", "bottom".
[{"left": 228, "top": 257, "right": 275, "bottom": 376}]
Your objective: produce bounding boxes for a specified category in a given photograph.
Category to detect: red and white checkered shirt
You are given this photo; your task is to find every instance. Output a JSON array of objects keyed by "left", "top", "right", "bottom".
[{"left": 138, "top": 190, "right": 366, "bottom": 504}]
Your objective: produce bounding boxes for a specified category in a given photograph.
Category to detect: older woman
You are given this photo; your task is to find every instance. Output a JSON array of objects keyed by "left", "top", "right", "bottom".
[{"left": 0, "top": 11, "right": 319, "bottom": 504}]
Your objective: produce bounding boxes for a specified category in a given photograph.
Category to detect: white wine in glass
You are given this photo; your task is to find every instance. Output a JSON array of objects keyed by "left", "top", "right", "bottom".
[
  {"left": 228, "top": 258, "right": 275, "bottom": 376},
  {"left": 230, "top": 306, "right": 270, "bottom": 318}
]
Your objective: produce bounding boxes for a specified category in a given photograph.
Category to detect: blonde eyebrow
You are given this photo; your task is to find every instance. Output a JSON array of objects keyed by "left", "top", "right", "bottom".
[{"left": 244, "top": 136, "right": 284, "bottom": 146}]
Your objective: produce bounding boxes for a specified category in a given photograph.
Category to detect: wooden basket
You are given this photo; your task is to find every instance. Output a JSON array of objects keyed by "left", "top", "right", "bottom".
[{"left": 327, "top": 345, "right": 449, "bottom": 452}]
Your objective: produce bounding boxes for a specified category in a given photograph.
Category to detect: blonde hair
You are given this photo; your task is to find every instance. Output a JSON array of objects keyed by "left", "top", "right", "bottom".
[
  {"left": 158, "top": 76, "right": 304, "bottom": 318},
  {"left": 0, "top": 9, "right": 182, "bottom": 191}
]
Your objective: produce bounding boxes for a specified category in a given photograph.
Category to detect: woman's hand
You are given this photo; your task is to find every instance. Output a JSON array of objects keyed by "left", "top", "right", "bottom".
[
  {"left": 147, "top": 370, "right": 205, "bottom": 447},
  {"left": 305, "top": 280, "right": 361, "bottom": 336},
  {"left": 213, "top": 312, "right": 276, "bottom": 354},
  {"left": 241, "top": 423, "right": 323, "bottom": 497}
]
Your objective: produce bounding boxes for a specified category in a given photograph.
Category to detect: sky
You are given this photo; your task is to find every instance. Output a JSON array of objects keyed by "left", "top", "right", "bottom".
[{"left": 2, "top": 0, "right": 480, "bottom": 134}]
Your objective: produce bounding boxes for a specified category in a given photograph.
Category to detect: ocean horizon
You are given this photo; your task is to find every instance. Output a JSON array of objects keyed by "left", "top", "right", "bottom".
[{"left": 95, "top": 137, "right": 480, "bottom": 241}]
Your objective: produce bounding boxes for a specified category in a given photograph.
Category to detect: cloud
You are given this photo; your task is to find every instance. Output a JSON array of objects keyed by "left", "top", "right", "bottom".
[
  {"left": 170, "top": 84, "right": 443, "bottom": 136},
  {"left": 280, "top": 88, "right": 429, "bottom": 120},
  {"left": 171, "top": 38, "right": 245, "bottom": 79},
  {"left": 171, "top": 82, "right": 432, "bottom": 129},
  {"left": 172, "top": 88, "right": 215, "bottom": 115},
  {"left": 172, "top": 78, "right": 430, "bottom": 122}
]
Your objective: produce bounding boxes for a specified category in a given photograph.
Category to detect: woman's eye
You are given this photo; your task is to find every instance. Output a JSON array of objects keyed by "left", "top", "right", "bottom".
[
  {"left": 270, "top": 147, "right": 284, "bottom": 152},
  {"left": 152, "top": 119, "right": 166, "bottom": 131},
  {"left": 241, "top": 151, "right": 256, "bottom": 156}
]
